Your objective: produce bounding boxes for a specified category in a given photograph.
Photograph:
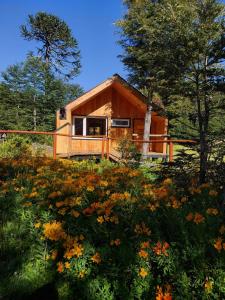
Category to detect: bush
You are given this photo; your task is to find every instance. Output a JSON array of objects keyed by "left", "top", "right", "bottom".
[
  {"left": 0, "top": 157, "right": 225, "bottom": 299},
  {"left": 0, "top": 135, "right": 31, "bottom": 159},
  {"left": 117, "top": 137, "right": 141, "bottom": 168}
]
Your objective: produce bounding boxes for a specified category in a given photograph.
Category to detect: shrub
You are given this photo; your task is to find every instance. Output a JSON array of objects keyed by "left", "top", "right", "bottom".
[
  {"left": 0, "top": 135, "right": 31, "bottom": 159},
  {"left": 0, "top": 157, "right": 225, "bottom": 299}
]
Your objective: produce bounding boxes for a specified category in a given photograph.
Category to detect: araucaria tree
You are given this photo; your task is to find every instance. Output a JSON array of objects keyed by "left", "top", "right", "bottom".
[
  {"left": 118, "top": 0, "right": 225, "bottom": 183},
  {"left": 21, "top": 12, "right": 81, "bottom": 79}
]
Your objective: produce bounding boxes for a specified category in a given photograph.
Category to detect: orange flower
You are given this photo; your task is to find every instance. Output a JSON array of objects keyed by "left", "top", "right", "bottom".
[
  {"left": 113, "top": 239, "right": 121, "bottom": 246},
  {"left": 186, "top": 212, "right": 193, "bottom": 221},
  {"left": 138, "top": 250, "right": 149, "bottom": 259},
  {"left": 214, "top": 238, "right": 223, "bottom": 252},
  {"left": 141, "top": 241, "right": 150, "bottom": 249},
  {"left": 57, "top": 262, "right": 64, "bottom": 273},
  {"left": 209, "top": 190, "right": 218, "bottom": 197},
  {"left": 91, "top": 252, "right": 101, "bottom": 264},
  {"left": 153, "top": 241, "right": 170, "bottom": 256},
  {"left": 71, "top": 210, "right": 80, "bottom": 218},
  {"left": 139, "top": 268, "right": 148, "bottom": 278},
  {"left": 193, "top": 213, "right": 205, "bottom": 224}
]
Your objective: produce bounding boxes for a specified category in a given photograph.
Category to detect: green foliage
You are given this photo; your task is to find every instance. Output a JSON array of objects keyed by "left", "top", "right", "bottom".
[
  {"left": 118, "top": 0, "right": 225, "bottom": 182},
  {"left": 117, "top": 136, "right": 141, "bottom": 168},
  {"left": 0, "top": 157, "right": 224, "bottom": 299},
  {"left": 0, "top": 135, "right": 31, "bottom": 159},
  {"left": 21, "top": 12, "right": 81, "bottom": 79},
  {"left": 0, "top": 54, "right": 83, "bottom": 132}
]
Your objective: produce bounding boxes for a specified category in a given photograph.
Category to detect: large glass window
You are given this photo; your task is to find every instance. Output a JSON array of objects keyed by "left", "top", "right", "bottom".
[
  {"left": 74, "top": 118, "right": 83, "bottom": 135},
  {"left": 73, "top": 117, "right": 107, "bottom": 136},
  {"left": 87, "top": 118, "right": 106, "bottom": 136}
]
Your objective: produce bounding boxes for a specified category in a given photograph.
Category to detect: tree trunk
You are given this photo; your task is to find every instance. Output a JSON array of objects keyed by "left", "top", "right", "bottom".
[{"left": 142, "top": 92, "right": 152, "bottom": 159}]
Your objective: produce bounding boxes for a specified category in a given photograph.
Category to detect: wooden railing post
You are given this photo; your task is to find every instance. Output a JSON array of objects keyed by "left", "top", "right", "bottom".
[
  {"left": 106, "top": 137, "right": 110, "bottom": 160},
  {"left": 53, "top": 133, "right": 57, "bottom": 160},
  {"left": 169, "top": 141, "right": 174, "bottom": 162},
  {"left": 101, "top": 138, "right": 105, "bottom": 159}
]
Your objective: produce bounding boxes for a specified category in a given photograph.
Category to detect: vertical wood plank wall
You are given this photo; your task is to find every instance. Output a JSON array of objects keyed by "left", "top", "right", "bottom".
[{"left": 56, "top": 86, "right": 168, "bottom": 156}]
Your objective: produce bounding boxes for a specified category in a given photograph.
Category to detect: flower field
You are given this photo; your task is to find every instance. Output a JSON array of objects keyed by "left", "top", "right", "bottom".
[{"left": 0, "top": 157, "right": 225, "bottom": 299}]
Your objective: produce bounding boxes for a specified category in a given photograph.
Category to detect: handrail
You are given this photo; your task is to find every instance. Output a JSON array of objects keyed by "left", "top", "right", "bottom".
[{"left": 0, "top": 130, "right": 196, "bottom": 162}]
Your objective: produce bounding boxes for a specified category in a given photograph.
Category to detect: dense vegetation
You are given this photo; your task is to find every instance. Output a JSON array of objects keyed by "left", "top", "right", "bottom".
[
  {"left": 0, "top": 155, "right": 225, "bottom": 300},
  {"left": 0, "top": 1, "right": 224, "bottom": 299}
]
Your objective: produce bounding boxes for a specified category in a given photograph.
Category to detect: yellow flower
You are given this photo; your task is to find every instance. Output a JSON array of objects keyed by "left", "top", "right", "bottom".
[
  {"left": 163, "top": 178, "right": 172, "bottom": 186},
  {"left": 138, "top": 250, "right": 149, "bottom": 259},
  {"left": 65, "top": 262, "right": 71, "bottom": 269},
  {"left": 43, "top": 221, "right": 66, "bottom": 241},
  {"left": 34, "top": 222, "right": 41, "bottom": 229},
  {"left": 204, "top": 279, "right": 213, "bottom": 293},
  {"left": 206, "top": 208, "right": 219, "bottom": 216},
  {"left": 97, "top": 216, "right": 104, "bottom": 224},
  {"left": 91, "top": 252, "right": 101, "bottom": 264},
  {"left": 87, "top": 186, "right": 94, "bottom": 192},
  {"left": 78, "top": 270, "right": 86, "bottom": 278},
  {"left": 139, "top": 267, "right": 148, "bottom": 278}
]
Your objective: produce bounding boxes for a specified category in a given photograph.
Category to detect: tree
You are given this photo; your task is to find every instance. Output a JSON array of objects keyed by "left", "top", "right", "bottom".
[
  {"left": 118, "top": 0, "right": 225, "bottom": 183},
  {"left": 117, "top": 0, "right": 188, "bottom": 158},
  {"left": 1, "top": 55, "right": 83, "bottom": 131},
  {"left": 21, "top": 12, "right": 81, "bottom": 79}
]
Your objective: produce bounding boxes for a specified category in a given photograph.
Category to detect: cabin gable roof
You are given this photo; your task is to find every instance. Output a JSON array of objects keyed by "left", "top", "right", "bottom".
[{"left": 65, "top": 74, "right": 147, "bottom": 112}]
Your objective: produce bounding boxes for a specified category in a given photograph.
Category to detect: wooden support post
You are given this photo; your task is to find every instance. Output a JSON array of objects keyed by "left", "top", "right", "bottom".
[
  {"left": 53, "top": 133, "right": 57, "bottom": 159},
  {"left": 106, "top": 137, "right": 110, "bottom": 160},
  {"left": 101, "top": 138, "right": 105, "bottom": 159},
  {"left": 169, "top": 141, "right": 174, "bottom": 162}
]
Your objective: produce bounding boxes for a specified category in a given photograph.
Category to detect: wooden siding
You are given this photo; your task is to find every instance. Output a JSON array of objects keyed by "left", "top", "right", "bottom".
[{"left": 56, "top": 83, "right": 168, "bottom": 156}]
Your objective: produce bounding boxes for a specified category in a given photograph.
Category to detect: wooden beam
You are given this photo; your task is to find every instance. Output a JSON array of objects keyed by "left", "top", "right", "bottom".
[
  {"left": 53, "top": 134, "right": 57, "bottom": 159},
  {"left": 106, "top": 138, "right": 110, "bottom": 160},
  {"left": 101, "top": 138, "right": 105, "bottom": 159},
  {"left": 169, "top": 142, "right": 174, "bottom": 162}
]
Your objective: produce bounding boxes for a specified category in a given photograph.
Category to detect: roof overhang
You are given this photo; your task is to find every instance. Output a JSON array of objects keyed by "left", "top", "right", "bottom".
[{"left": 65, "top": 74, "right": 147, "bottom": 112}]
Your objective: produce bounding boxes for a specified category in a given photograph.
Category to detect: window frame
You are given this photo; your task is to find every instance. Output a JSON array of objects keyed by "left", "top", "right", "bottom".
[
  {"left": 72, "top": 116, "right": 108, "bottom": 138},
  {"left": 111, "top": 118, "right": 131, "bottom": 128}
]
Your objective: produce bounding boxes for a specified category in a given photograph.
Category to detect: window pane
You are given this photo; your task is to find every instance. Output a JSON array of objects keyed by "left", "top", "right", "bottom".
[
  {"left": 112, "top": 119, "right": 130, "bottom": 127},
  {"left": 87, "top": 118, "right": 106, "bottom": 135},
  {"left": 74, "top": 118, "right": 83, "bottom": 135}
]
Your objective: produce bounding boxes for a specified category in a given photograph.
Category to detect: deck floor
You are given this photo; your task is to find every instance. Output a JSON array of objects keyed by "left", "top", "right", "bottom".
[{"left": 57, "top": 150, "right": 168, "bottom": 161}]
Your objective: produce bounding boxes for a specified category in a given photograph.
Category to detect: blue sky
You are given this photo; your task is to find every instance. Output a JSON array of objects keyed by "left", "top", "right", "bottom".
[{"left": 0, "top": 0, "right": 126, "bottom": 91}]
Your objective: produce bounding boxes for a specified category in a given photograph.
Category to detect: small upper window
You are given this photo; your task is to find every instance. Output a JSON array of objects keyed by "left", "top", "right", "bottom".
[{"left": 111, "top": 119, "right": 130, "bottom": 128}]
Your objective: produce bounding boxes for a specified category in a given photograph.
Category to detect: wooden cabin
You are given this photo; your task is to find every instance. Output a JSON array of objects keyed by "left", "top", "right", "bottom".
[{"left": 56, "top": 74, "right": 168, "bottom": 160}]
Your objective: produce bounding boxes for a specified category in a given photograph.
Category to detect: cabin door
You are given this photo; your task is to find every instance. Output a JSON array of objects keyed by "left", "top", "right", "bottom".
[{"left": 133, "top": 119, "right": 150, "bottom": 152}]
